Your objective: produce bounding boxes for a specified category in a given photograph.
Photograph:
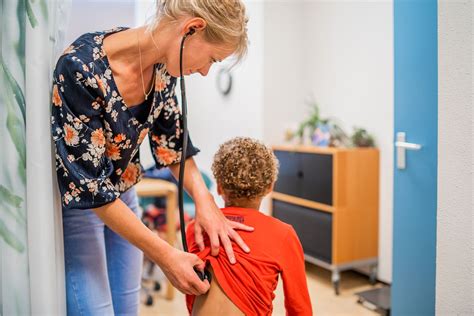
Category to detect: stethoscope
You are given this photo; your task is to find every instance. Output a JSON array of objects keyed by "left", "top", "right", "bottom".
[{"left": 178, "top": 27, "right": 212, "bottom": 283}]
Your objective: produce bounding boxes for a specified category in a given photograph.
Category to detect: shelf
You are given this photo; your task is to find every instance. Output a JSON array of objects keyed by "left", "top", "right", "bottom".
[
  {"left": 272, "top": 144, "right": 378, "bottom": 155},
  {"left": 272, "top": 192, "right": 333, "bottom": 213}
]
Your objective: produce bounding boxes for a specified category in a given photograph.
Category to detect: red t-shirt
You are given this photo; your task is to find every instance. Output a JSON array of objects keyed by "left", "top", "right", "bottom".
[{"left": 185, "top": 207, "right": 313, "bottom": 316}]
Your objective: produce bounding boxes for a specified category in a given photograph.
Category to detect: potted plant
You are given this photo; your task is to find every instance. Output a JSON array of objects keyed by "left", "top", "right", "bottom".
[{"left": 351, "top": 127, "right": 375, "bottom": 147}]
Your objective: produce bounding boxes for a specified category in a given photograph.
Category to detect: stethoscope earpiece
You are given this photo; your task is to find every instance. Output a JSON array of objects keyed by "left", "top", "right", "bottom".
[{"left": 185, "top": 27, "right": 196, "bottom": 37}]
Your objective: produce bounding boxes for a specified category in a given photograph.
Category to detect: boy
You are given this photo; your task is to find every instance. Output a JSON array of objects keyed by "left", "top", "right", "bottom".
[{"left": 186, "top": 137, "right": 312, "bottom": 315}]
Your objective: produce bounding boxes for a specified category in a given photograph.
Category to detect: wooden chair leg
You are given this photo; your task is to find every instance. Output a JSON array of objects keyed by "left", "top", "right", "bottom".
[{"left": 165, "top": 190, "right": 177, "bottom": 300}]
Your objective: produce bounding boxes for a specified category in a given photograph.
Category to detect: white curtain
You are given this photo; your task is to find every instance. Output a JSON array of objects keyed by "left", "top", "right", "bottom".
[
  {"left": 1, "top": 1, "right": 31, "bottom": 314},
  {"left": 1, "top": 1, "right": 70, "bottom": 315}
]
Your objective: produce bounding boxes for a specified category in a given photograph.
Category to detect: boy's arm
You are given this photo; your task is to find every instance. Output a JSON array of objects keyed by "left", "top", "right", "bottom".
[{"left": 280, "top": 226, "right": 313, "bottom": 315}]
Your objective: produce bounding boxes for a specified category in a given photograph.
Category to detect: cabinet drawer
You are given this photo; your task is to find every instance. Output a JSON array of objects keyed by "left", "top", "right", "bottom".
[
  {"left": 273, "top": 151, "right": 304, "bottom": 198},
  {"left": 272, "top": 200, "right": 332, "bottom": 263},
  {"left": 274, "top": 151, "right": 333, "bottom": 205}
]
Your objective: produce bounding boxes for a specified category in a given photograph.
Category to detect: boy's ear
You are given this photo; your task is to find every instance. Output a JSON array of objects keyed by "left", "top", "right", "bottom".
[
  {"left": 217, "top": 182, "right": 223, "bottom": 195},
  {"left": 265, "top": 182, "right": 275, "bottom": 195}
]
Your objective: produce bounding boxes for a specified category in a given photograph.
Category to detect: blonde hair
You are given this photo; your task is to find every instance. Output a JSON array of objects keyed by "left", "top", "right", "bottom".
[
  {"left": 212, "top": 137, "right": 279, "bottom": 201},
  {"left": 151, "top": 0, "right": 249, "bottom": 61}
]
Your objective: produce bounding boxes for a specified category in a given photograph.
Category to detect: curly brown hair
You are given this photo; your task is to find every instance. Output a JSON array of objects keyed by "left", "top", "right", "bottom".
[{"left": 212, "top": 137, "right": 279, "bottom": 201}]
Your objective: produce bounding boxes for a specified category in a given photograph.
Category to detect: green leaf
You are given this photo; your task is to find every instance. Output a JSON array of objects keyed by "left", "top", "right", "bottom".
[
  {"left": 0, "top": 185, "right": 23, "bottom": 208},
  {"left": 18, "top": 159, "right": 27, "bottom": 184},
  {"left": 0, "top": 56, "right": 26, "bottom": 123},
  {"left": 0, "top": 60, "right": 27, "bottom": 167},
  {"left": 0, "top": 185, "right": 26, "bottom": 224},
  {"left": 0, "top": 218, "right": 25, "bottom": 253},
  {"left": 39, "top": 0, "right": 49, "bottom": 21},
  {"left": 0, "top": 201, "right": 26, "bottom": 226},
  {"left": 6, "top": 102, "right": 26, "bottom": 167},
  {"left": 25, "top": 0, "right": 38, "bottom": 28},
  {"left": 17, "top": 0, "right": 27, "bottom": 73}
]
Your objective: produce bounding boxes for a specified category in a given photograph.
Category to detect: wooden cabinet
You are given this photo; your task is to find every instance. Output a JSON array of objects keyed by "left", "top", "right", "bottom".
[{"left": 270, "top": 145, "right": 379, "bottom": 295}]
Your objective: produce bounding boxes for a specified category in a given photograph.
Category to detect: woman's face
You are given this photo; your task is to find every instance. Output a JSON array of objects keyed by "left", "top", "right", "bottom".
[{"left": 165, "top": 31, "right": 235, "bottom": 78}]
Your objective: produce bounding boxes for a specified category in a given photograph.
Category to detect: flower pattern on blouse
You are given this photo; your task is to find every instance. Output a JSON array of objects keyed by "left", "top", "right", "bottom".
[{"left": 51, "top": 27, "right": 199, "bottom": 210}]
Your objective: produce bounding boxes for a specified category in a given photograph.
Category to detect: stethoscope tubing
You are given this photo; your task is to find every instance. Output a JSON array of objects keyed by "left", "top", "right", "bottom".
[{"left": 178, "top": 30, "right": 211, "bottom": 283}]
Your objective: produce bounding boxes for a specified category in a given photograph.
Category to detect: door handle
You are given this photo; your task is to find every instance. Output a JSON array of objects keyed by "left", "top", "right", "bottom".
[
  {"left": 395, "top": 141, "right": 422, "bottom": 150},
  {"left": 395, "top": 132, "right": 422, "bottom": 169}
]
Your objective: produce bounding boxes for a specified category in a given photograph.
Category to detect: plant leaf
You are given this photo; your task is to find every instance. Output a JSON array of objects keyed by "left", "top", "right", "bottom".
[
  {"left": 18, "top": 159, "right": 27, "bottom": 185},
  {"left": 26, "top": 0, "right": 38, "bottom": 28},
  {"left": 0, "top": 201, "right": 26, "bottom": 225},
  {"left": 6, "top": 102, "right": 26, "bottom": 167},
  {"left": 39, "top": 0, "right": 49, "bottom": 21},
  {"left": 0, "top": 56, "right": 26, "bottom": 123},
  {"left": 0, "top": 185, "right": 26, "bottom": 224},
  {"left": 16, "top": 0, "right": 27, "bottom": 73},
  {"left": 0, "top": 59, "right": 27, "bottom": 168},
  {"left": 0, "top": 218, "right": 25, "bottom": 253},
  {"left": 0, "top": 185, "right": 23, "bottom": 208}
]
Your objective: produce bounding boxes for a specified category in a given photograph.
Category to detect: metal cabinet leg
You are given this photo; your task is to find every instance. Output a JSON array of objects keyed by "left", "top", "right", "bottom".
[
  {"left": 332, "top": 269, "right": 340, "bottom": 295},
  {"left": 369, "top": 264, "right": 378, "bottom": 285}
]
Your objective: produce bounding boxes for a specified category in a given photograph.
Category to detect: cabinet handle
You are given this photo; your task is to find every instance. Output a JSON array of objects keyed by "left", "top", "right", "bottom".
[{"left": 297, "top": 171, "right": 304, "bottom": 178}]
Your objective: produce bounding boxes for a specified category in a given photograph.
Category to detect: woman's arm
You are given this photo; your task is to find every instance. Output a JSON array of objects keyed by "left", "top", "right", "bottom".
[
  {"left": 93, "top": 198, "right": 209, "bottom": 295},
  {"left": 169, "top": 157, "right": 253, "bottom": 264}
]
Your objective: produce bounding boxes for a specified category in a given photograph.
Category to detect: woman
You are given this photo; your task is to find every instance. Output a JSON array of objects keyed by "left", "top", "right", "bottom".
[{"left": 51, "top": 0, "right": 251, "bottom": 314}]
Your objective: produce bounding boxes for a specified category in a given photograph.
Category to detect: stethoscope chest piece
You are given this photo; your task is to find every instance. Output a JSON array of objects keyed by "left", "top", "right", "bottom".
[{"left": 195, "top": 268, "right": 212, "bottom": 283}]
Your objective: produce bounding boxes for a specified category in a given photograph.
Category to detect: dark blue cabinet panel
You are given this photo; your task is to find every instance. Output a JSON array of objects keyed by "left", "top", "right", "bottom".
[
  {"left": 274, "top": 151, "right": 333, "bottom": 205},
  {"left": 273, "top": 200, "right": 332, "bottom": 263}
]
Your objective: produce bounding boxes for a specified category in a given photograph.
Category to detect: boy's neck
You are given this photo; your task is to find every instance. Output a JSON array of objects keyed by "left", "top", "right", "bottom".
[{"left": 224, "top": 199, "right": 262, "bottom": 211}]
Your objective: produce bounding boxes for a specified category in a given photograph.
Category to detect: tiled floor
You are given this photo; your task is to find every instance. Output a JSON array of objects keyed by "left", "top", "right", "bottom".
[{"left": 140, "top": 263, "right": 381, "bottom": 316}]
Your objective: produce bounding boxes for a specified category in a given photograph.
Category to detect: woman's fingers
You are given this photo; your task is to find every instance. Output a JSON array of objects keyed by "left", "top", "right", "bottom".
[
  {"left": 188, "top": 256, "right": 210, "bottom": 294},
  {"left": 193, "top": 202, "right": 255, "bottom": 261},
  {"left": 191, "top": 278, "right": 210, "bottom": 295},
  {"left": 209, "top": 230, "right": 221, "bottom": 256},
  {"left": 226, "top": 219, "right": 251, "bottom": 253},
  {"left": 204, "top": 220, "right": 252, "bottom": 260},
  {"left": 194, "top": 224, "right": 205, "bottom": 251},
  {"left": 219, "top": 233, "right": 236, "bottom": 264},
  {"left": 228, "top": 228, "right": 251, "bottom": 253},
  {"left": 228, "top": 220, "right": 255, "bottom": 232},
  {"left": 193, "top": 256, "right": 206, "bottom": 271},
  {"left": 191, "top": 257, "right": 211, "bottom": 292}
]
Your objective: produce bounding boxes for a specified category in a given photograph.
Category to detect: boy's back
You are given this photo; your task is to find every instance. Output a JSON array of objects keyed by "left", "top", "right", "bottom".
[{"left": 186, "top": 206, "right": 312, "bottom": 315}]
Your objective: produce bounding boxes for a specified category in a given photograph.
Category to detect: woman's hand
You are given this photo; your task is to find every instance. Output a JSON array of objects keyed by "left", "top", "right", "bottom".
[
  {"left": 154, "top": 245, "right": 210, "bottom": 295},
  {"left": 194, "top": 193, "right": 254, "bottom": 264},
  {"left": 94, "top": 198, "right": 210, "bottom": 295}
]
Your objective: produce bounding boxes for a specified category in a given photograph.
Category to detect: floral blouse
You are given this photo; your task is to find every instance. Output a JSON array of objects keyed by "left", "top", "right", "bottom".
[{"left": 51, "top": 27, "right": 199, "bottom": 210}]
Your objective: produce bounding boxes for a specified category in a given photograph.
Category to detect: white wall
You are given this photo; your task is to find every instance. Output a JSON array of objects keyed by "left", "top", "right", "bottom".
[
  {"left": 65, "top": 0, "right": 136, "bottom": 46},
  {"left": 262, "top": 0, "right": 306, "bottom": 145},
  {"left": 278, "top": 1, "right": 394, "bottom": 282},
  {"left": 436, "top": 1, "right": 473, "bottom": 314}
]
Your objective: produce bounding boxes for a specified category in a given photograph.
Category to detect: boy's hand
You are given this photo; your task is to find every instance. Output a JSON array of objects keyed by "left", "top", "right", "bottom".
[{"left": 194, "top": 195, "right": 254, "bottom": 264}]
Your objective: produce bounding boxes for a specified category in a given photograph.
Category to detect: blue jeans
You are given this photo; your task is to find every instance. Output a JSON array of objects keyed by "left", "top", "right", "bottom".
[{"left": 63, "top": 187, "right": 143, "bottom": 316}]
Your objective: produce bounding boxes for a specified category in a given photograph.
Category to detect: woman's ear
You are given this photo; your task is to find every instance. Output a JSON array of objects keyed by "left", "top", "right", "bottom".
[{"left": 183, "top": 17, "right": 207, "bottom": 36}]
